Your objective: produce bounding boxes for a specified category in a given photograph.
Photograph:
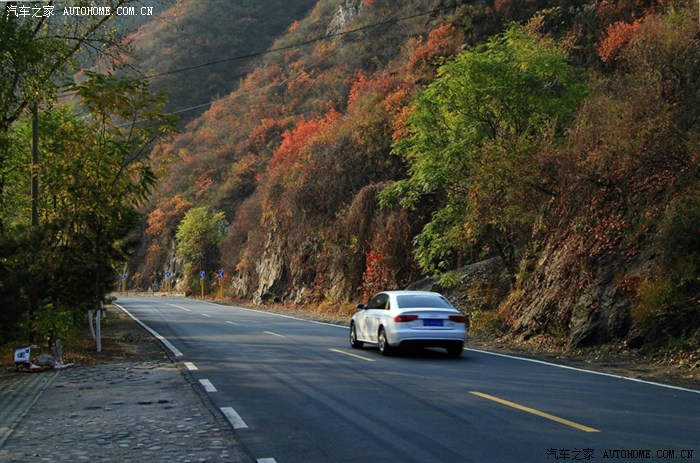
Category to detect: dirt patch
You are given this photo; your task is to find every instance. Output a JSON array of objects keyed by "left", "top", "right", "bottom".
[
  {"left": 68, "top": 306, "right": 168, "bottom": 365},
  {"left": 2, "top": 306, "right": 166, "bottom": 370}
]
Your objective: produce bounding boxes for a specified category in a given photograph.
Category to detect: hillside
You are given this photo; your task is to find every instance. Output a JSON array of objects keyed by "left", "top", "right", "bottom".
[
  {"left": 129, "top": 0, "right": 700, "bottom": 354},
  {"left": 120, "top": 0, "right": 317, "bottom": 121}
]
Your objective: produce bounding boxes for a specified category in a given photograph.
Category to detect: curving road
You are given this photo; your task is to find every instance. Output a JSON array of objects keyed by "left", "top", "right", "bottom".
[{"left": 115, "top": 296, "right": 700, "bottom": 463}]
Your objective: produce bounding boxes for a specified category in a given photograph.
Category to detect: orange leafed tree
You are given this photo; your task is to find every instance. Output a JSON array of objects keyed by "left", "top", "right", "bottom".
[
  {"left": 597, "top": 18, "right": 643, "bottom": 64},
  {"left": 408, "top": 24, "right": 463, "bottom": 73},
  {"left": 267, "top": 110, "right": 341, "bottom": 174},
  {"left": 146, "top": 194, "right": 192, "bottom": 241}
]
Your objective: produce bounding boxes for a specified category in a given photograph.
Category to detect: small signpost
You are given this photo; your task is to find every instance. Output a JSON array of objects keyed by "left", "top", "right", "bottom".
[
  {"left": 166, "top": 271, "right": 172, "bottom": 295},
  {"left": 199, "top": 270, "right": 205, "bottom": 299},
  {"left": 120, "top": 273, "right": 127, "bottom": 295},
  {"left": 217, "top": 269, "right": 224, "bottom": 300}
]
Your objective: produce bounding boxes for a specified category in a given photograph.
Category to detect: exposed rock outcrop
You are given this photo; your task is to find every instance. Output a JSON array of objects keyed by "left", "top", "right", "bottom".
[{"left": 326, "top": 0, "right": 364, "bottom": 35}]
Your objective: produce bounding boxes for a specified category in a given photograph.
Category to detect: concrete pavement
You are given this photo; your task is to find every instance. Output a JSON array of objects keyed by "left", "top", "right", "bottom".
[{"left": 0, "top": 358, "right": 255, "bottom": 462}]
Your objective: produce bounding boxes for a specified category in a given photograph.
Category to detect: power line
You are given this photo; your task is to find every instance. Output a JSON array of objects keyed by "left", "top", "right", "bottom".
[
  {"left": 140, "top": 6, "right": 445, "bottom": 81},
  {"left": 117, "top": 4, "right": 444, "bottom": 124}
]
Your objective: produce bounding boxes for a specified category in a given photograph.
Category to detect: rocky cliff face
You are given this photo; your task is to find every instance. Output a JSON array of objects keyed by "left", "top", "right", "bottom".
[
  {"left": 326, "top": 0, "right": 364, "bottom": 35},
  {"left": 506, "top": 237, "right": 636, "bottom": 348}
]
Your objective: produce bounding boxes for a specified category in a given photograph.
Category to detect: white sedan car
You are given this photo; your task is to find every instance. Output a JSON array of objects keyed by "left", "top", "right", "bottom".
[{"left": 350, "top": 290, "right": 466, "bottom": 357}]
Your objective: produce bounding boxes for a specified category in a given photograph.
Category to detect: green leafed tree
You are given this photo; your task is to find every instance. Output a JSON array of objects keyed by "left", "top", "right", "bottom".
[
  {"left": 381, "top": 25, "right": 586, "bottom": 277},
  {"left": 2, "top": 73, "right": 175, "bottom": 348},
  {"left": 0, "top": 0, "right": 152, "bottom": 233},
  {"left": 176, "top": 206, "right": 227, "bottom": 291}
]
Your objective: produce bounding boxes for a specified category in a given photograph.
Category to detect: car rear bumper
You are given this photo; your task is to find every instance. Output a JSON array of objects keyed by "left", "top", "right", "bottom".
[{"left": 388, "top": 327, "right": 466, "bottom": 346}]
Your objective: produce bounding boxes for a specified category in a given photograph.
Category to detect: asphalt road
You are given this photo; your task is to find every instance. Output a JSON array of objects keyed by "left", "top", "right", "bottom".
[{"left": 115, "top": 296, "right": 700, "bottom": 463}]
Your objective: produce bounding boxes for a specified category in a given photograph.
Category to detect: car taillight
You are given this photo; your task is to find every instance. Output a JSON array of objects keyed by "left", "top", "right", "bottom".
[
  {"left": 394, "top": 315, "right": 419, "bottom": 323},
  {"left": 449, "top": 315, "right": 466, "bottom": 323}
]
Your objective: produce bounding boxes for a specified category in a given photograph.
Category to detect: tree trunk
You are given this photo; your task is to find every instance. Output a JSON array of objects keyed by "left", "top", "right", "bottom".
[
  {"left": 95, "top": 306, "right": 102, "bottom": 353},
  {"left": 87, "top": 309, "right": 96, "bottom": 340}
]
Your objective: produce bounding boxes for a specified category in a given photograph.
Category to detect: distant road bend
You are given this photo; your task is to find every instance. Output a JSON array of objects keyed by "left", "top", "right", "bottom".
[{"left": 116, "top": 296, "right": 700, "bottom": 463}]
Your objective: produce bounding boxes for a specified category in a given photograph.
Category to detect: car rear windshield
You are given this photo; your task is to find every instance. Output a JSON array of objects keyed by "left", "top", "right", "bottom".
[{"left": 396, "top": 295, "right": 453, "bottom": 309}]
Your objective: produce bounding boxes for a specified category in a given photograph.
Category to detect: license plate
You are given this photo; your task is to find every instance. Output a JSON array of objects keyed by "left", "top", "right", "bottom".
[{"left": 423, "top": 319, "right": 443, "bottom": 327}]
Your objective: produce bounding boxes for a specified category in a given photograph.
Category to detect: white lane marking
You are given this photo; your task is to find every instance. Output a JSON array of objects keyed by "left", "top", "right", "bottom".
[
  {"left": 220, "top": 407, "right": 248, "bottom": 429},
  {"left": 264, "top": 331, "right": 285, "bottom": 338},
  {"left": 184, "top": 362, "right": 198, "bottom": 371},
  {"left": 141, "top": 297, "right": 700, "bottom": 395},
  {"left": 199, "top": 300, "right": 347, "bottom": 329},
  {"left": 226, "top": 320, "right": 239, "bottom": 326},
  {"left": 201, "top": 313, "right": 212, "bottom": 318},
  {"left": 329, "top": 348, "right": 375, "bottom": 362},
  {"left": 115, "top": 303, "right": 183, "bottom": 357},
  {"left": 199, "top": 379, "right": 217, "bottom": 393},
  {"left": 167, "top": 303, "right": 192, "bottom": 312},
  {"left": 257, "top": 459, "right": 277, "bottom": 463},
  {"left": 466, "top": 348, "right": 700, "bottom": 395}
]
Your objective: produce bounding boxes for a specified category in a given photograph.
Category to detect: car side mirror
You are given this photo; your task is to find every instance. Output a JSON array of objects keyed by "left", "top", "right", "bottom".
[{"left": 356, "top": 304, "right": 366, "bottom": 310}]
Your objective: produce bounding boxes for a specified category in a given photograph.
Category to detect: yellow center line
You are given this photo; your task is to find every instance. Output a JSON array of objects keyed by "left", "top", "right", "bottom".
[
  {"left": 469, "top": 391, "right": 600, "bottom": 433},
  {"left": 329, "top": 348, "right": 376, "bottom": 362},
  {"left": 264, "top": 331, "right": 285, "bottom": 338},
  {"left": 226, "top": 320, "right": 239, "bottom": 326}
]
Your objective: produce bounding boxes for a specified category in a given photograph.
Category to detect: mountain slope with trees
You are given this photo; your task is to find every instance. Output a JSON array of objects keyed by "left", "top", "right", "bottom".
[
  {"left": 129, "top": 0, "right": 699, "bottom": 353},
  {"left": 120, "top": 0, "right": 317, "bottom": 122}
]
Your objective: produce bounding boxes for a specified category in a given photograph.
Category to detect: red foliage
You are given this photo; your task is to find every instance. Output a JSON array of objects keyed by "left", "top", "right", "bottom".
[
  {"left": 267, "top": 110, "right": 341, "bottom": 174},
  {"left": 195, "top": 169, "right": 215, "bottom": 200},
  {"left": 246, "top": 118, "right": 286, "bottom": 154},
  {"left": 361, "top": 251, "right": 395, "bottom": 300},
  {"left": 408, "top": 24, "right": 463, "bottom": 72},
  {"left": 146, "top": 194, "right": 192, "bottom": 240},
  {"left": 347, "top": 70, "right": 406, "bottom": 112},
  {"left": 383, "top": 87, "right": 413, "bottom": 141},
  {"left": 597, "top": 19, "right": 643, "bottom": 64}
]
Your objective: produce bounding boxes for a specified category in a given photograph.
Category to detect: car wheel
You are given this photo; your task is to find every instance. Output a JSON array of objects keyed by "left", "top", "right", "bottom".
[
  {"left": 350, "top": 323, "right": 364, "bottom": 349},
  {"left": 378, "top": 328, "right": 393, "bottom": 356},
  {"left": 446, "top": 342, "right": 463, "bottom": 358}
]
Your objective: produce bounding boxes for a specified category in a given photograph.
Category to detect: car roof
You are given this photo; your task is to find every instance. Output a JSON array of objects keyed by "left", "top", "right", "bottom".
[{"left": 381, "top": 290, "right": 444, "bottom": 297}]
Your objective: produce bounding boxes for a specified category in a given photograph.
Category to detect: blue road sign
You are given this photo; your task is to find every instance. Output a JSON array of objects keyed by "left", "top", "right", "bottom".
[
  {"left": 121, "top": 273, "right": 127, "bottom": 281},
  {"left": 166, "top": 271, "right": 172, "bottom": 278},
  {"left": 200, "top": 271, "right": 206, "bottom": 279},
  {"left": 217, "top": 269, "right": 225, "bottom": 279}
]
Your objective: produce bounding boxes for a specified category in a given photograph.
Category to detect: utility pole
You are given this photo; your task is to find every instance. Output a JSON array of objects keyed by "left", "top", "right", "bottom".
[
  {"left": 29, "top": 103, "right": 39, "bottom": 343},
  {"left": 31, "top": 104, "right": 39, "bottom": 227}
]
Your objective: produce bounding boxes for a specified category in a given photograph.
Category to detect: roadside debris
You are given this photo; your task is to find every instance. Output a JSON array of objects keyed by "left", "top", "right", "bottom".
[{"left": 13, "top": 341, "right": 73, "bottom": 372}]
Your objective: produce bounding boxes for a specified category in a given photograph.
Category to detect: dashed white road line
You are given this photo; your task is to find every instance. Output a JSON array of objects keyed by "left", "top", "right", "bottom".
[
  {"left": 226, "top": 320, "right": 240, "bottom": 326},
  {"left": 167, "top": 303, "right": 192, "bottom": 312},
  {"left": 329, "top": 348, "right": 375, "bottom": 362},
  {"left": 220, "top": 407, "right": 248, "bottom": 429},
  {"left": 199, "top": 379, "right": 217, "bottom": 393},
  {"left": 184, "top": 362, "right": 198, "bottom": 371},
  {"left": 264, "top": 331, "right": 285, "bottom": 338},
  {"left": 199, "top": 299, "right": 347, "bottom": 329},
  {"left": 201, "top": 313, "right": 212, "bottom": 318},
  {"left": 257, "top": 459, "right": 277, "bottom": 463}
]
